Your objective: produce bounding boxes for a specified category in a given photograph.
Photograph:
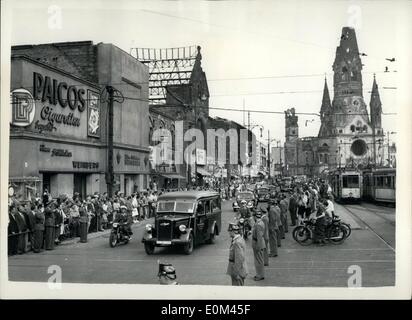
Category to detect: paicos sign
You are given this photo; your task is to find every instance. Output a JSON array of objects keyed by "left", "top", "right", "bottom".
[{"left": 33, "top": 72, "right": 86, "bottom": 111}]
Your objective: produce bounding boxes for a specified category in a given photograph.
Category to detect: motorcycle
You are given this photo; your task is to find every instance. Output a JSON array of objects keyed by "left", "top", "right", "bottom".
[
  {"left": 237, "top": 217, "right": 251, "bottom": 240},
  {"left": 292, "top": 217, "right": 347, "bottom": 246},
  {"left": 109, "top": 221, "right": 131, "bottom": 247}
]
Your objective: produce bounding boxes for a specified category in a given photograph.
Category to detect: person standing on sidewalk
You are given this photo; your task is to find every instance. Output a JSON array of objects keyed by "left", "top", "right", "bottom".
[
  {"left": 251, "top": 210, "right": 266, "bottom": 281},
  {"left": 226, "top": 223, "right": 248, "bottom": 286},
  {"left": 44, "top": 201, "right": 56, "bottom": 250},
  {"left": 32, "top": 203, "right": 45, "bottom": 253},
  {"left": 268, "top": 201, "right": 279, "bottom": 257},
  {"left": 79, "top": 201, "right": 88, "bottom": 243},
  {"left": 288, "top": 191, "right": 298, "bottom": 227},
  {"left": 279, "top": 194, "right": 289, "bottom": 233},
  {"left": 261, "top": 207, "right": 270, "bottom": 267}
]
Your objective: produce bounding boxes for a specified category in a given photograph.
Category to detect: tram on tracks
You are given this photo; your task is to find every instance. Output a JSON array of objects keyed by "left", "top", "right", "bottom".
[
  {"left": 328, "top": 169, "right": 362, "bottom": 203},
  {"left": 362, "top": 168, "right": 396, "bottom": 204}
]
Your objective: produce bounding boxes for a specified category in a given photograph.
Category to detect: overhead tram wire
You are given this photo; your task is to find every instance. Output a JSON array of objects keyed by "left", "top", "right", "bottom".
[
  {"left": 9, "top": 96, "right": 398, "bottom": 116},
  {"left": 11, "top": 69, "right": 398, "bottom": 88}
]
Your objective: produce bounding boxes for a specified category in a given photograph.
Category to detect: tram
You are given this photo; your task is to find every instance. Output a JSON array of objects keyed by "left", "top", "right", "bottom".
[
  {"left": 362, "top": 168, "right": 396, "bottom": 204},
  {"left": 328, "top": 169, "right": 362, "bottom": 202}
]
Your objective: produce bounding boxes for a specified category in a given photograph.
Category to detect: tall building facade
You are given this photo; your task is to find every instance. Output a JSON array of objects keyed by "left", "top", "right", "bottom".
[
  {"left": 9, "top": 41, "right": 151, "bottom": 199},
  {"left": 284, "top": 27, "right": 386, "bottom": 177}
]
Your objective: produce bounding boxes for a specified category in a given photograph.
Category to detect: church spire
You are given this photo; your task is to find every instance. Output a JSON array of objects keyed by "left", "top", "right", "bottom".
[
  {"left": 320, "top": 77, "right": 332, "bottom": 117},
  {"left": 370, "top": 74, "right": 382, "bottom": 128}
]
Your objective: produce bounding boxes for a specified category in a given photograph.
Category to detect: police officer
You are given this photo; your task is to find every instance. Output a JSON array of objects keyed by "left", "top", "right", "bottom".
[
  {"left": 260, "top": 207, "right": 270, "bottom": 266},
  {"left": 279, "top": 194, "right": 289, "bottom": 233},
  {"left": 226, "top": 223, "right": 248, "bottom": 286},
  {"left": 251, "top": 211, "right": 266, "bottom": 281},
  {"left": 79, "top": 201, "right": 89, "bottom": 243},
  {"left": 158, "top": 263, "right": 179, "bottom": 285},
  {"left": 268, "top": 201, "right": 279, "bottom": 257}
]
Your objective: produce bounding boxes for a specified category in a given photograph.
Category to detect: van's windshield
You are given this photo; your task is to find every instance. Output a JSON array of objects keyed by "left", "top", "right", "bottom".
[{"left": 157, "top": 201, "right": 195, "bottom": 214}]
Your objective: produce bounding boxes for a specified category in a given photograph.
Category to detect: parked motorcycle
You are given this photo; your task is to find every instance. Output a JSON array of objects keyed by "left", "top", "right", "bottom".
[
  {"left": 292, "top": 217, "right": 347, "bottom": 246},
  {"left": 109, "top": 221, "right": 131, "bottom": 247}
]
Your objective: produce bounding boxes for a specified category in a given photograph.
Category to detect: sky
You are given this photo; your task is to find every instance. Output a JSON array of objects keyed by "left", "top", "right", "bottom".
[{"left": 6, "top": 0, "right": 411, "bottom": 145}]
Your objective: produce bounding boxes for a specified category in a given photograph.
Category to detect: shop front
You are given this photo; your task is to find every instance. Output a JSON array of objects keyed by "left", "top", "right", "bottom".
[
  {"left": 9, "top": 55, "right": 104, "bottom": 200},
  {"left": 114, "top": 149, "right": 151, "bottom": 195}
]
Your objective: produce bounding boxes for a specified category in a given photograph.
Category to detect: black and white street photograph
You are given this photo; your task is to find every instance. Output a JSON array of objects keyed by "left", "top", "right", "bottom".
[{"left": 1, "top": 0, "right": 411, "bottom": 299}]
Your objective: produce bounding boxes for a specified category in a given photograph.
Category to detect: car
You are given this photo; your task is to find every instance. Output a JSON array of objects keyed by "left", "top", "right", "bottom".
[
  {"left": 232, "top": 191, "right": 256, "bottom": 211},
  {"left": 256, "top": 187, "right": 270, "bottom": 202},
  {"left": 142, "top": 191, "right": 222, "bottom": 255}
]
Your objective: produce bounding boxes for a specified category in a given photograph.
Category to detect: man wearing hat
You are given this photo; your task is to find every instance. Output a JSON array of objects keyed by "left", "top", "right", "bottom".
[
  {"left": 260, "top": 207, "right": 270, "bottom": 266},
  {"left": 158, "top": 262, "right": 179, "bottom": 285},
  {"left": 279, "top": 194, "right": 289, "bottom": 233},
  {"left": 251, "top": 210, "right": 266, "bottom": 281},
  {"left": 226, "top": 223, "right": 248, "bottom": 286}
]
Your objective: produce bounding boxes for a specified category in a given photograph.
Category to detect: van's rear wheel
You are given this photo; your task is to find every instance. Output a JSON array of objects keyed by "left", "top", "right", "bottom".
[{"left": 183, "top": 233, "right": 194, "bottom": 254}]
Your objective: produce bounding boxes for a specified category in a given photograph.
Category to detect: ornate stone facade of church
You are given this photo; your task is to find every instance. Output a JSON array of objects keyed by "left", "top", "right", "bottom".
[{"left": 284, "top": 27, "right": 384, "bottom": 177}]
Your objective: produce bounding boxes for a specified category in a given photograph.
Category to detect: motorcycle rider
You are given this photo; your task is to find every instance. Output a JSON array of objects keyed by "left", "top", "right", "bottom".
[
  {"left": 312, "top": 200, "right": 327, "bottom": 245},
  {"left": 237, "top": 200, "right": 252, "bottom": 234},
  {"left": 114, "top": 205, "right": 133, "bottom": 239}
]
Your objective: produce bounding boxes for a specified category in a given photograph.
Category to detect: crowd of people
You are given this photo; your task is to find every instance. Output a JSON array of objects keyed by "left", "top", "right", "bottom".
[
  {"left": 7, "top": 187, "right": 162, "bottom": 256},
  {"left": 227, "top": 178, "right": 336, "bottom": 285}
]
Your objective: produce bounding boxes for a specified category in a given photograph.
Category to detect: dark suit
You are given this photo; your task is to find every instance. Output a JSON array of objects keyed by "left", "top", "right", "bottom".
[
  {"left": 8, "top": 213, "right": 19, "bottom": 255},
  {"left": 288, "top": 196, "right": 298, "bottom": 226},
  {"left": 252, "top": 219, "right": 266, "bottom": 278},
  {"left": 33, "top": 209, "right": 45, "bottom": 252},
  {"left": 226, "top": 235, "right": 248, "bottom": 286},
  {"left": 79, "top": 206, "right": 88, "bottom": 243},
  {"left": 14, "top": 208, "right": 28, "bottom": 254},
  {"left": 44, "top": 207, "right": 55, "bottom": 250}
]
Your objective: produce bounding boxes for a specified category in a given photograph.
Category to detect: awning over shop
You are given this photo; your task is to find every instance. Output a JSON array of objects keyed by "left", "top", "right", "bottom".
[
  {"left": 159, "top": 173, "right": 186, "bottom": 180},
  {"left": 196, "top": 167, "right": 212, "bottom": 176}
]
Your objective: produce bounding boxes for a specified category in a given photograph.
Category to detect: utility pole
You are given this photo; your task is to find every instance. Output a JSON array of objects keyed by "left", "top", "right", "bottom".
[
  {"left": 387, "top": 131, "right": 390, "bottom": 167},
  {"left": 106, "top": 86, "right": 114, "bottom": 198},
  {"left": 279, "top": 141, "right": 283, "bottom": 177},
  {"left": 103, "top": 85, "right": 124, "bottom": 198},
  {"left": 267, "top": 130, "right": 271, "bottom": 181}
]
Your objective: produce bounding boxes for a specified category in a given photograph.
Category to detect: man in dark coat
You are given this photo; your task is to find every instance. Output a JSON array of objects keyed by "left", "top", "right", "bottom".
[
  {"left": 33, "top": 204, "right": 45, "bottom": 253},
  {"left": 22, "top": 202, "right": 36, "bottom": 251},
  {"left": 8, "top": 204, "right": 19, "bottom": 255},
  {"left": 54, "top": 200, "right": 64, "bottom": 244},
  {"left": 44, "top": 202, "right": 56, "bottom": 250},
  {"left": 13, "top": 202, "right": 28, "bottom": 254},
  {"left": 288, "top": 192, "right": 298, "bottom": 227}
]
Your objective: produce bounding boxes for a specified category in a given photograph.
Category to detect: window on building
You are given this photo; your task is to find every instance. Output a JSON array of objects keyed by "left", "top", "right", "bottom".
[{"left": 350, "top": 125, "right": 355, "bottom": 132}]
